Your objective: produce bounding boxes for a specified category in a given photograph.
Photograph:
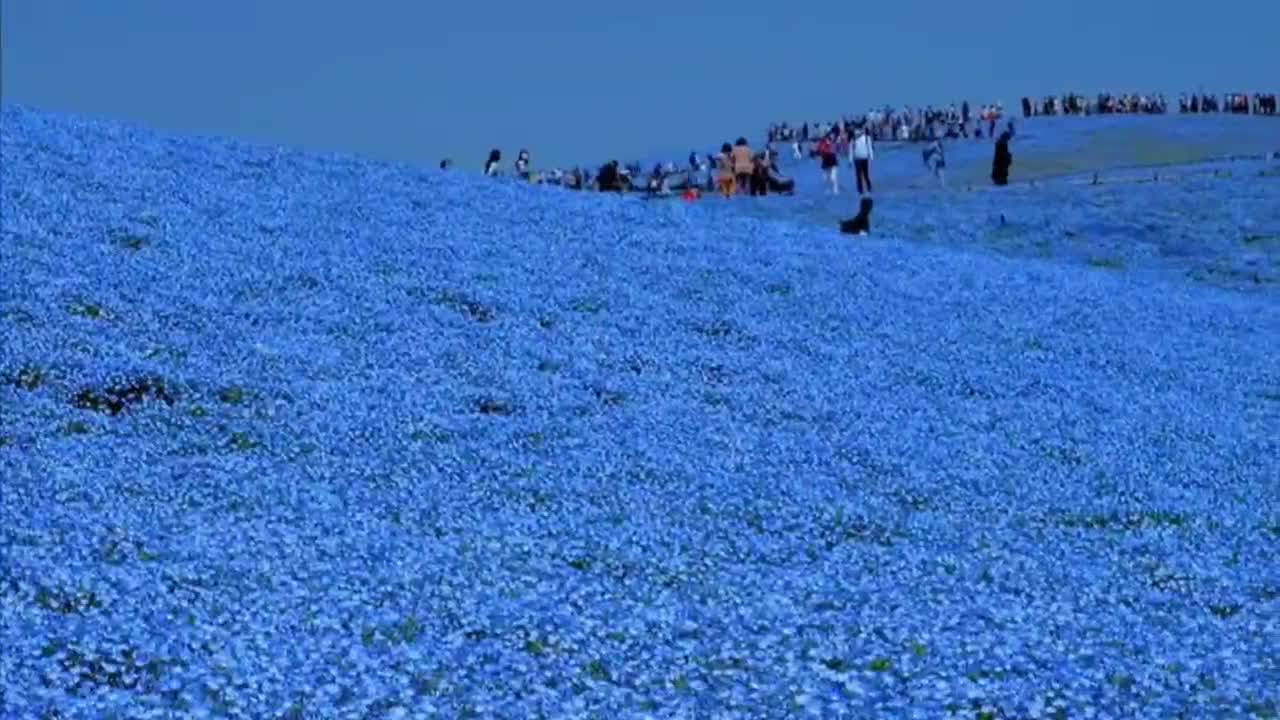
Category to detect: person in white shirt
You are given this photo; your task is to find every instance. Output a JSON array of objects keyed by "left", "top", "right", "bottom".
[{"left": 852, "top": 128, "right": 874, "bottom": 195}]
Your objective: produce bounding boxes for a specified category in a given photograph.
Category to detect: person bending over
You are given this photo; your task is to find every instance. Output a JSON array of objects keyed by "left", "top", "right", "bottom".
[{"left": 839, "top": 196, "right": 874, "bottom": 236}]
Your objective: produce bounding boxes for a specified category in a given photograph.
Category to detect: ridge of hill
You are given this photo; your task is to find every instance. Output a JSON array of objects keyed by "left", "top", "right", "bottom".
[{"left": 2, "top": 105, "right": 1278, "bottom": 718}]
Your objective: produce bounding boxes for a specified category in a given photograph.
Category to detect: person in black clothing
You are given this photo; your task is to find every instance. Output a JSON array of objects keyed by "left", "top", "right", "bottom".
[
  {"left": 991, "top": 130, "right": 1013, "bottom": 186},
  {"left": 484, "top": 149, "right": 502, "bottom": 176},
  {"left": 767, "top": 169, "right": 796, "bottom": 195},
  {"left": 749, "top": 155, "right": 770, "bottom": 196},
  {"left": 839, "top": 197, "right": 874, "bottom": 235},
  {"left": 597, "top": 161, "right": 622, "bottom": 192},
  {"left": 1021, "top": 97, "right": 1032, "bottom": 118}
]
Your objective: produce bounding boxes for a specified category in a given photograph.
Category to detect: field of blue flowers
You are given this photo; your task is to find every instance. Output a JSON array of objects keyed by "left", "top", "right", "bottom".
[{"left": 2, "top": 104, "right": 1279, "bottom": 719}]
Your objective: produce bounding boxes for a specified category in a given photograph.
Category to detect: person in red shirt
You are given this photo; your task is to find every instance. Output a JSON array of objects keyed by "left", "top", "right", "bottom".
[{"left": 817, "top": 135, "right": 840, "bottom": 195}]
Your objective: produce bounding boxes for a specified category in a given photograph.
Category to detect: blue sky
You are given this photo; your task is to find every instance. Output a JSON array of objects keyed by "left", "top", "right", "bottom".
[{"left": 3, "top": 1, "right": 1276, "bottom": 169}]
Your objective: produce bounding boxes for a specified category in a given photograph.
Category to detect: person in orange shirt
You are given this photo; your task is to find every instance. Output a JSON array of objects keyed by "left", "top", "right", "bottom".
[
  {"left": 731, "top": 138, "right": 754, "bottom": 195},
  {"left": 716, "top": 143, "right": 737, "bottom": 198}
]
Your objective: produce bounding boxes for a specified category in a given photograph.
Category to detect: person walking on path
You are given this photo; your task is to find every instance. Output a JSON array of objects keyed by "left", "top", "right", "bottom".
[
  {"left": 817, "top": 135, "right": 840, "bottom": 195},
  {"left": 852, "top": 127, "right": 875, "bottom": 195},
  {"left": 923, "top": 138, "right": 946, "bottom": 187}
]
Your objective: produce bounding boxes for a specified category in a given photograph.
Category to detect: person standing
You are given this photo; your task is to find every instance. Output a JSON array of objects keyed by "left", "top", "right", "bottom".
[
  {"left": 991, "top": 130, "right": 1013, "bottom": 186},
  {"left": 731, "top": 138, "right": 754, "bottom": 196},
  {"left": 514, "top": 149, "right": 532, "bottom": 180},
  {"left": 716, "top": 143, "right": 737, "bottom": 198},
  {"left": 923, "top": 138, "right": 946, "bottom": 187},
  {"left": 852, "top": 128, "right": 874, "bottom": 195}
]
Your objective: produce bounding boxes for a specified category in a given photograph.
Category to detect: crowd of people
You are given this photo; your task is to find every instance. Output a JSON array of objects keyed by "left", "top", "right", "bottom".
[
  {"left": 767, "top": 102, "right": 1010, "bottom": 146},
  {"left": 1018, "top": 91, "right": 1279, "bottom": 117},
  {"left": 443, "top": 88, "right": 1274, "bottom": 209},
  {"left": 1186, "top": 92, "right": 1277, "bottom": 115},
  {"left": 1021, "top": 92, "right": 1169, "bottom": 116}
]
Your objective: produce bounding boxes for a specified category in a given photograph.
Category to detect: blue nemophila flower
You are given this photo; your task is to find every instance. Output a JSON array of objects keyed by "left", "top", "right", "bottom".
[{"left": 2, "top": 105, "right": 1278, "bottom": 717}]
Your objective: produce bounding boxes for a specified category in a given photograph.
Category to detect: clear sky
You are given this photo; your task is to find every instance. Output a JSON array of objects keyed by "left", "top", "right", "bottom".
[{"left": 3, "top": 1, "right": 1276, "bottom": 170}]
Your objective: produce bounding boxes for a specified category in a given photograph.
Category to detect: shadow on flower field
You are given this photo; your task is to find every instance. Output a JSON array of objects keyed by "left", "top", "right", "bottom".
[{"left": 2, "top": 105, "right": 1279, "bottom": 718}]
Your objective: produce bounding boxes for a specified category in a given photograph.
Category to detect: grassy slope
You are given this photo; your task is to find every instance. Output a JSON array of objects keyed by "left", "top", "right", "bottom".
[{"left": 1, "top": 105, "right": 1279, "bottom": 718}]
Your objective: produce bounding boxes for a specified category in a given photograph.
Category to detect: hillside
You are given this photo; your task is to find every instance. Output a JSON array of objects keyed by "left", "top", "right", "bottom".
[{"left": 2, "top": 105, "right": 1279, "bottom": 718}]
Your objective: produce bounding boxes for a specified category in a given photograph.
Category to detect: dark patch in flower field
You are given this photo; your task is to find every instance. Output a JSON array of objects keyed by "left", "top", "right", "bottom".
[
  {"left": 1088, "top": 256, "right": 1126, "bottom": 270},
  {"left": 112, "top": 230, "right": 150, "bottom": 251},
  {"left": 476, "top": 397, "right": 516, "bottom": 416},
  {"left": 6, "top": 365, "right": 46, "bottom": 391},
  {"left": 62, "top": 420, "right": 92, "bottom": 436},
  {"left": 700, "top": 363, "right": 731, "bottom": 385},
  {"left": 435, "top": 289, "right": 496, "bottom": 323},
  {"left": 764, "top": 281, "right": 793, "bottom": 296},
  {"left": 67, "top": 300, "right": 110, "bottom": 320},
  {"left": 218, "top": 385, "right": 248, "bottom": 405},
  {"left": 819, "top": 509, "right": 899, "bottom": 549},
  {"left": 227, "top": 431, "right": 260, "bottom": 451},
  {"left": 72, "top": 376, "right": 176, "bottom": 416},
  {"left": 1242, "top": 233, "right": 1279, "bottom": 246},
  {"left": 40, "top": 641, "right": 174, "bottom": 695},
  {"left": 569, "top": 297, "right": 607, "bottom": 314},
  {"left": 591, "top": 386, "right": 626, "bottom": 408},
  {"left": 34, "top": 586, "right": 103, "bottom": 615},
  {"left": 1059, "top": 511, "right": 1190, "bottom": 532}
]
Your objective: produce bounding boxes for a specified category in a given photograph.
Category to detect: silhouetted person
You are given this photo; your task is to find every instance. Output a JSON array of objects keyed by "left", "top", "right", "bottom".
[
  {"left": 440, "top": 159, "right": 452, "bottom": 170},
  {"left": 839, "top": 197, "right": 874, "bottom": 236},
  {"left": 597, "top": 161, "right": 622, "bottom": 192},
  {"left": 484, "top": 149, "right": 501, "bottom": 176},
  {"left": 749, "top": 155, "right": 770, "bottom": 196},
  {"left": 992, "top": 131, "right": 1013, "bottom": 186}
]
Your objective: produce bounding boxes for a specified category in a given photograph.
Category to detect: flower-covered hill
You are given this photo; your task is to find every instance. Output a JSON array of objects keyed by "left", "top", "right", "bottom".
[{"left": 1, "top": 105, "right": 1278, "bottom": 718}]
